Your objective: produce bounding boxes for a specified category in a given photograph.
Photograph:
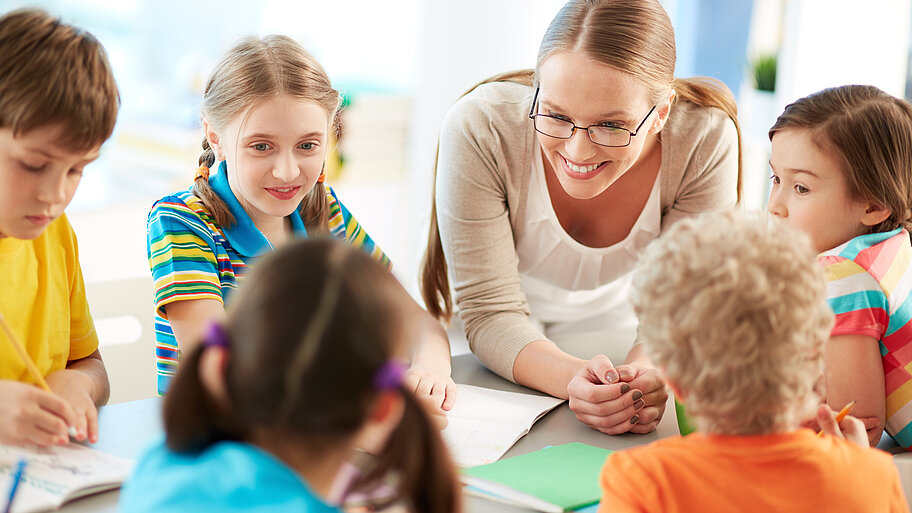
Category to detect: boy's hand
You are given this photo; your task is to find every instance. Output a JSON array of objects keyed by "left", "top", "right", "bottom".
[
  {"left": 404, "top": 365, "right": 457, "bottom": 429},
  {"left": 816, "top": 404, "right": 867, "bottom": 448},
  {"left": 0, "top": 380, "right": 75, "bottom": 446},
  {"left": 567, "top": 356, "right": 668, "bottom": 435},
  {"left": 46, "top": 369, "right": 99, "bottom": 443}
]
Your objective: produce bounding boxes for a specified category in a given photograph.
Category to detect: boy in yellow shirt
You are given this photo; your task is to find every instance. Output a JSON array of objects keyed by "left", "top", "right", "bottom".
[{"left": 0, "top": 9, "right": 119, "bottom": 446}]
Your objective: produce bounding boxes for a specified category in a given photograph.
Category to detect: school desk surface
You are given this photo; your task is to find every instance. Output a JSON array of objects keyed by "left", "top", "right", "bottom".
[{"left": 53, "top": 355, "right": 912, "bottom": 513}]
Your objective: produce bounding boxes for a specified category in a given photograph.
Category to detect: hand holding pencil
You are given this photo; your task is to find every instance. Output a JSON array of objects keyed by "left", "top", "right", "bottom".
[
  {"left": 0, "top": 313, "right": 80, "bottom": 446},
  {"left": 815, "top": 402, "right": 867, "bottom": 448}
]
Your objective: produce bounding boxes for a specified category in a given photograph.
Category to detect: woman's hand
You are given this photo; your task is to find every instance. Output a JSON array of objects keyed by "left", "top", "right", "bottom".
[
  {"left": 46, "top": 369, "right": 99, "bottom": 443},
  {"left": 567, "top": 355, "right": 667, "bottom": 435},
  {"left": 0, "top": 380, "right": 76, "bottom": 446}
]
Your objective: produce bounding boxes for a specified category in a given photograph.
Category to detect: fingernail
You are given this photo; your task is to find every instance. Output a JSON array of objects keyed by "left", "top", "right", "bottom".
[
  {"left": 634, "top": 398, "right": 645, "bottom": 412},
  {"left": 630, "top": 415, "right": 640, "bottom": 425},
  {"left": 605, "top": 370, "right": 619, "bottom": 383},
  {"left": 632, "top": 390, "right": 643, "bottom": 401},
  {"left": 620, "top": 384, "right": 630, "bottom": 394},
  {"left": 619, "top": 369, "right": 633, "bottom": 380}
]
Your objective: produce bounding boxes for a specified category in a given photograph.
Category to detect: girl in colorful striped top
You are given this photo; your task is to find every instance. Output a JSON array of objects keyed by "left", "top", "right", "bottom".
[
  {"left": 767, "top": 85, "right": 912, "bottom": 448},
  {"left": 147, "top": 36, "right": 455, "bottom": 419}
]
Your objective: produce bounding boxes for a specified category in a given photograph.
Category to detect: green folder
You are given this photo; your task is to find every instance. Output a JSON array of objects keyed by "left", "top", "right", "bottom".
[{"left": 461, "top": 442, "right": 612, "bottom": 512}]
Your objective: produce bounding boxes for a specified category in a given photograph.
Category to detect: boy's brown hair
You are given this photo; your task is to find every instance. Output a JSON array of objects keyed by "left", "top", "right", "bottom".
[{"left": 0, "top": 8, "right": 119, "bottom": 151}]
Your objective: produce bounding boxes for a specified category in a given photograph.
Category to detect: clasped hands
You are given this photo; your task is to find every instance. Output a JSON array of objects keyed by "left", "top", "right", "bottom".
[{"left": 568, "top": 355, "right": 667, "bottom": 435}]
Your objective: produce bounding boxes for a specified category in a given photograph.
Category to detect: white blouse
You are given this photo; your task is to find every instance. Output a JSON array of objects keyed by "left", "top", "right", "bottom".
[{"left": 515, "top": 140, "right": 661, "bottom": 351}]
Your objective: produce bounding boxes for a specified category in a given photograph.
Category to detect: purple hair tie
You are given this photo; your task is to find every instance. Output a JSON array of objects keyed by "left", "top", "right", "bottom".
[
  {"left": 373, "top": 360, "right": 407, "bottom": 390},
  {"left": 203, "top": 322, "right": 230, "bottom": 349}
]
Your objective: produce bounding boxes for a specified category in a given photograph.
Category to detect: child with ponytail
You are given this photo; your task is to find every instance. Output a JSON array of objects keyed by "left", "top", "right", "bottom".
[
  {"left": 147, "top": 35, "right": 454, "bottom": 414},
  {"left": 122, "top": 239, "right": 460, "bottom": 513}
]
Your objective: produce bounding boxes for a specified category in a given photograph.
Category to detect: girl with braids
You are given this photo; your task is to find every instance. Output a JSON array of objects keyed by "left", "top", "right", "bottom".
[
  {"left": 147, "top": 36, "right": 455, "bottom": 412},
  {"left": 767, "top": 85, "right": 912, "bottom": 449},
  {"left": 422, "top": 0, "right": 741, "bottom": 435},
  {"left": 121, "top": 240, "right": 460, "bottom": 513}
]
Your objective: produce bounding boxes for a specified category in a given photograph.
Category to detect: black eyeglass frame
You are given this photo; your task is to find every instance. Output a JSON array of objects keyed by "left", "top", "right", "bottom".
[{"left": 528, "top": 86, "right": 657, "bottom": 148}]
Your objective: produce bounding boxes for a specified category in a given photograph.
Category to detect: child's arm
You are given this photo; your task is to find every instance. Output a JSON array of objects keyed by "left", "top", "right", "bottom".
[
  {"left": 46, "top": 349, "right": 109, "bottom": 443},
  {"left": 404, "top": 309, "right": 456, "bottom": 427},
  {"left": 0, "top": 380, "right": 77, "bottom": 446},
  {"left": 825, "top": 334, "right": 886, "bottom": 446},
  {"left": 163, "top": 299, "right": 225, "bottom": 355}
]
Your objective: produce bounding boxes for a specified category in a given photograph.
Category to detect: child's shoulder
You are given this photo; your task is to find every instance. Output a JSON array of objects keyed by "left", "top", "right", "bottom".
[
  {"left": 148, "top": 188, "right": 220, "bottom": 231},
  {"left": 150, "top": 187, "right": 208, "bottom": 216},
  {"left": 821, "top": 228, "right": 911, "bottom": 281},
  {"left": 44, "top": 213, "right": 78, "bottom": 246}
]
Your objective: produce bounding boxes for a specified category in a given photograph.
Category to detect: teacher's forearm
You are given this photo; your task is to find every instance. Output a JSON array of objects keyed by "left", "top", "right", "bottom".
[{"left": 513, "top": 340, "right": 586, "bottom": 399}]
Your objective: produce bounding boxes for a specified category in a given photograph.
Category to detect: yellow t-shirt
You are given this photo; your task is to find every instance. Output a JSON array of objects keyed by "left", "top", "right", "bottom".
[{"left": 0, "top": 214, "right": 98, "bottom": 383}]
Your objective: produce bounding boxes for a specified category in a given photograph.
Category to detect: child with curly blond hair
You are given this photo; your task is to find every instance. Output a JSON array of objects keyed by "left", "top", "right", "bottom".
[{"left": 598, "top": 211, "right": 908, "bottom": 513}]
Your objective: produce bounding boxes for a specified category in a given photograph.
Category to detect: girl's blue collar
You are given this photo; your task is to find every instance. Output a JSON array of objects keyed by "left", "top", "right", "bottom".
[{"left": 208, "top": 160, "right": 308, "bottom": 257}]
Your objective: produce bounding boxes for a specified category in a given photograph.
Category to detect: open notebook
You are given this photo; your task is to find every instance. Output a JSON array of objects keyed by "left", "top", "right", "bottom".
[
  {"left": 0, "top": 443, "right": 133, "bottom": 513},
  {"left": 442, "top": 384, "right": 565, "bottom": 467}
]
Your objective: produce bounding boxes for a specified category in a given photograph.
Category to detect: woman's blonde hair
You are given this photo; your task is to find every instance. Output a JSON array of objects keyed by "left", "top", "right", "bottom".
[
  {"left": 632, "top": 210, "right": 833, "bottom": 435},
  {"left": 194, "top": 35, "right": 341, "bottom": 233},
  {"left": 421, "top": 0, "right": 743, "bottom": 322},
  {"left": 769, "top": 85, "right": 912, "bottom": 234}
]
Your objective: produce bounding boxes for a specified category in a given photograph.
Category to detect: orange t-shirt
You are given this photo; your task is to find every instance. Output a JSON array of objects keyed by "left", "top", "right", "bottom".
[{"left": 599, "top": 430, "right": 908, "bottom": 513}]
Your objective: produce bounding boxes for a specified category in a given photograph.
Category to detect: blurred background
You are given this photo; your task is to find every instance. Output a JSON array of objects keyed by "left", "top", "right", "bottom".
[{"left": 2, "top": 0, "right": 911, "bottom": 400}]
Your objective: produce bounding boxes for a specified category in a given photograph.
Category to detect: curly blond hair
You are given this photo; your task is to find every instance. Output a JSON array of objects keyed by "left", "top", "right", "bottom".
[{"left": 632, "top": 210, "right": 833, "bottom": 434}]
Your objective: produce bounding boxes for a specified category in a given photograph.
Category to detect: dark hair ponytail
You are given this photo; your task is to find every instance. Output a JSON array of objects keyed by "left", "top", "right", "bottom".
[
  {"left": 163, "top": 344, "right": 239, "bottom": 453},
  {"left": 163, "top": 239, "right": 460, "bottom": 512},
  {"left": 350, "top": 389, "right": 460, "bottom": 513}
]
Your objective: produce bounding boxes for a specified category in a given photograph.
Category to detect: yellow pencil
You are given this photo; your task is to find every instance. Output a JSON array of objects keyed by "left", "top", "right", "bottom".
[
  {"left": 0, "top": 312, "right": 77, "bottom": 438},
  {"left": 0, "top": 313, "right": 52, "bottom": 392},
  {"left": 817, "top": 400, "right": 857, "bottom": 437}
]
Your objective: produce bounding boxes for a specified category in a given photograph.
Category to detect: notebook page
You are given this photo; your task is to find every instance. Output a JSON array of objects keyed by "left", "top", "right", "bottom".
[
  {"left": 0, "top": 443, "right": 133, "bottom": 513},
  {"left": 442, "top": 385, "right": 564, "bottom": 467}
]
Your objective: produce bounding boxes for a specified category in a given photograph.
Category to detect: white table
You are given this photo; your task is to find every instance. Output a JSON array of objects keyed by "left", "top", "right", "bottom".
[
  {"left": 58, "top": 352, "right": 677, "bottom": 512},
  {"left": 60, "top": 353, "right": 912, "bottom": 512}
]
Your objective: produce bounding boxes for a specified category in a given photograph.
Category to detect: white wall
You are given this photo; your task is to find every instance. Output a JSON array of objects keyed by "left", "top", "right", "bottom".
[
  {"left": 778, "top": 0, "right": 911, "bottom": 103},
  {"left": 403, "top": 0, "right": 564, "bottom": 298}
]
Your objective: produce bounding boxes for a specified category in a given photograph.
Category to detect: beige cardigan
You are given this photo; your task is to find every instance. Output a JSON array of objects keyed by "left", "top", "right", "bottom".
[{"left": 436, "top": 81, "right": 739, "bottom": 381}]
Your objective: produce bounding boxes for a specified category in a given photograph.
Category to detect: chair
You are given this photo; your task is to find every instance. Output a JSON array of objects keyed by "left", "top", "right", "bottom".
[{"left": 84, "top": 276, "right": 157, "bottom": 404}]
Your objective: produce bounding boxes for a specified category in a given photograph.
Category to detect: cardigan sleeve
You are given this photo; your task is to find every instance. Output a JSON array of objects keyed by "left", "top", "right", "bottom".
[{"left": 435, "top": 86, "right": 546, "bottom": 381}]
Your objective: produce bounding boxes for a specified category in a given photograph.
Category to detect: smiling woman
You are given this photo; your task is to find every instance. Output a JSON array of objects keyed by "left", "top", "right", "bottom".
[{"left": 422, "top": 0, "right": 743, "bottom": 436}]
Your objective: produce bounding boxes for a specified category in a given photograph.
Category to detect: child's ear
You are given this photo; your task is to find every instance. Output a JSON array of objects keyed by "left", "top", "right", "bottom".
[
  {"left": 860, "top": 202, "right": 892, "bottom": 227},
  {"left": 370, "top": 390, "right": 405, "bottom": 425},
  {"left": 202, "top": 118, "right": 226, "bottom": 162},
  {"left": 663, "top": 369, "right": 686, "bottom": 401},
  {"left": 352, "top": 391, "right": 405, "bottom": 454},
  {"left": 199, "top": 347, "right": 230, "bottom": 406}
]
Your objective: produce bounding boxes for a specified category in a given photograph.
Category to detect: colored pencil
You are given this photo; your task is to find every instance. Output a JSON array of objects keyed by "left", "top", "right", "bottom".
[
  {"left": 817, "top": 401, "right": 857, "bottom": 437},
  {"left": 3, "top": 458, "right": 27, "bottom": 513}
]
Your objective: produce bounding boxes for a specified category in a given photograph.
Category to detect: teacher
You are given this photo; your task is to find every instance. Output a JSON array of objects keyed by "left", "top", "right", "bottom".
[{"left": 422, "top": 0, "right": 741, "bottom": 434}]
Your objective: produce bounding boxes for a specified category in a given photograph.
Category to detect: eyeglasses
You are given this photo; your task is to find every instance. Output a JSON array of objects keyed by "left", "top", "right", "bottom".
[{"left": 528, "top": 86, "right": 657, "bottom": 148}]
